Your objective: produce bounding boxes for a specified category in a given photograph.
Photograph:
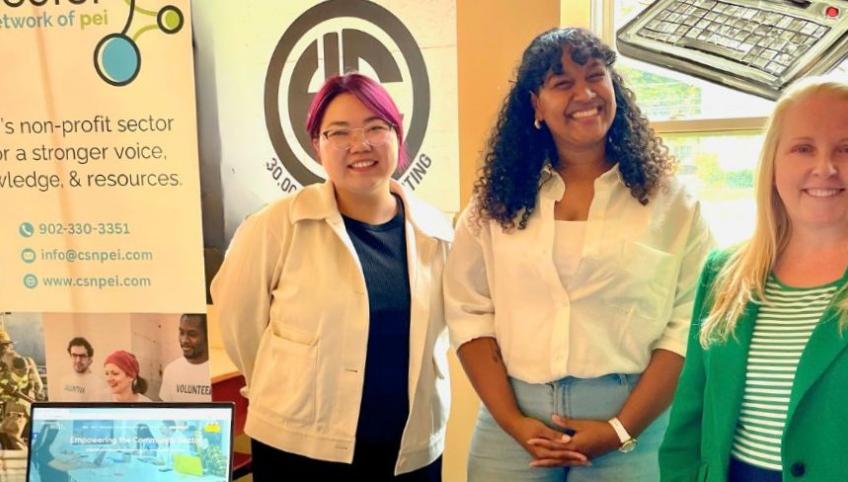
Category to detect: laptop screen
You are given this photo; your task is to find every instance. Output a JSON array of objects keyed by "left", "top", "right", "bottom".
[{"left": 27, "top": 403, "right": 233, "bottom": 482}]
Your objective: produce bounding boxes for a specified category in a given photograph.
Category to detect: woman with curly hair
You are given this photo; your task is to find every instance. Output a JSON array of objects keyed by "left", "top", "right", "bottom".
[{"left": 443, "top": 28, "right": 714, "bottom": 481}]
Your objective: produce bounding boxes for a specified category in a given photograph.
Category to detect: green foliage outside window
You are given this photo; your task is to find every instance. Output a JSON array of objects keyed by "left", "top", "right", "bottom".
[{"left": 620, "top": 66, "right": 702, "bottom": 120}]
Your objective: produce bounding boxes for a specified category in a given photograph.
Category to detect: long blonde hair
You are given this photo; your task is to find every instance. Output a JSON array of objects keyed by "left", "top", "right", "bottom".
[{"left": 699, "top": 76, "right": 848, "bottom": 346}]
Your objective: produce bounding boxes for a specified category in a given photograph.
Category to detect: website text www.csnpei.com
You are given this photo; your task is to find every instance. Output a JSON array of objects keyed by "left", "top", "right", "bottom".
[{"left": 38, "top": 275, "right": 152, "bottom": 289}]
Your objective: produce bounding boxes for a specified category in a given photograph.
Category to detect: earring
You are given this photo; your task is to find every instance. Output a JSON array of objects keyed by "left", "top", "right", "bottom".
[{"left": 534, "top": 119, "right": 541, "bottom": 130}]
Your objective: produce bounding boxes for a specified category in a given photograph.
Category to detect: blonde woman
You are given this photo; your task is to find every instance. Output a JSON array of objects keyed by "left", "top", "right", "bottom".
[{"left": 659, "top": 76, "right": 848, "bottom": 482}]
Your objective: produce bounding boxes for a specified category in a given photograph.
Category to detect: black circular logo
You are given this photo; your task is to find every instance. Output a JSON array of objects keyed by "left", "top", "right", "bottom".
[{"left": 265, "top": 0, "right": 430, "bottom": 186}]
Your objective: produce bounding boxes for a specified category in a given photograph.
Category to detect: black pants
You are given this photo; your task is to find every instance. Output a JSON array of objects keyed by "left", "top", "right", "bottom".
[
  {"left": 728, "top": 457, "right": 782, "bottom": 482},
  {"left": 251, "top": 438, "right": 442, "bottom": 482}
]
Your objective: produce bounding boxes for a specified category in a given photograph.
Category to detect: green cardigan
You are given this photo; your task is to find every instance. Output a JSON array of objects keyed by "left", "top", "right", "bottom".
[{"left": 659, "top": 250, "right": 848, "bottom": 482}]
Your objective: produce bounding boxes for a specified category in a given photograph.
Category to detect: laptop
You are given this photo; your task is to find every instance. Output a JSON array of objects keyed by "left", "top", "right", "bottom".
[
  {"left": 616, "top": 0, "right": 848, "bottom": 99},
  {"left": 26, "top": 402, "right": 235, "bottom": 482}
]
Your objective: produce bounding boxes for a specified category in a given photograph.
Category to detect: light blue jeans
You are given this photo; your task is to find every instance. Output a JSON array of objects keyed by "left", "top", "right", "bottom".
[{"left": 468, "top": 374, "right": 668, "bottom": 482}]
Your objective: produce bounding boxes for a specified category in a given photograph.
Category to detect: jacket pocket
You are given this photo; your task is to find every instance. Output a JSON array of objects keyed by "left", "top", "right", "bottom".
[
  {"left": 275, "top": 323, "right": 317, "bottom": 346},
  {"left": 251, "top": 327, "right": 318, "bottom": 424},
  {"left": 697, "top": 463, "right": 709, "bottom": 482}
]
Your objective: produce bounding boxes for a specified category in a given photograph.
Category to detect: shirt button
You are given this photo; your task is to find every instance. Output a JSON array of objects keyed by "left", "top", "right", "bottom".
[{"left": 790, "top": 462, "right": 806, "bottom": 477}]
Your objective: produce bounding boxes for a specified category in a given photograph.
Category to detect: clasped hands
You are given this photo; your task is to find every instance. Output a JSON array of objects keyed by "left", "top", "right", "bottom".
[{"left": 508, "top": 414, "right": 621, "bottom": 468}]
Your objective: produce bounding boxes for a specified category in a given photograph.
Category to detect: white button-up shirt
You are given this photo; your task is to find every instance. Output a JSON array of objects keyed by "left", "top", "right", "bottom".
[{"left": 444, "top": 167, "right": 715, "bottom": 383}]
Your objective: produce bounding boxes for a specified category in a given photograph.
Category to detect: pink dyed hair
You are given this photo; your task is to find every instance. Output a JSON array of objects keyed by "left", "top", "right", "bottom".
[{"left": 305, "top": 72, "right": 408, "bottom": 169}]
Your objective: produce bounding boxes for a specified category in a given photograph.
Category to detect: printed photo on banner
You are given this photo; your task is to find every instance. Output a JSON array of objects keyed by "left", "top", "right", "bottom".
[
  {"left": 0, "top": 313, "right": 47, "bottom": 452},
  {"left": 192, "top": 0, "right": 460, "bottom": 269},
  {"left": 42, "top": 313, "right": 211, "bottom": 403},
  {"left": 0, "top": 0, "right": 205, "bottom": 313}
]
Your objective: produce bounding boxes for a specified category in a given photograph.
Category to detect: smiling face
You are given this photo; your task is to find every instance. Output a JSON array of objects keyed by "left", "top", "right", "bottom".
[
  {"left": 774, "top": 91, "right": 848, "bottom": 236},
  {"left": 532, "top": 50, "right": 617, "bottom": 157},
  {"left": 179, "top": 315, "right": 207, "bottom": 362},
  {"left": 312, "top": 92, "right": 398, "bottom": 199},
  {"left": 104, "top": 362, "right": 134, "bottom": 396}
]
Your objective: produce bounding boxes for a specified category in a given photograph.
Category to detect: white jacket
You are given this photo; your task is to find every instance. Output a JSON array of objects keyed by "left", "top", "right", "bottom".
[{"left": 211, "top": 180, "right": 453, "bottom": 475}]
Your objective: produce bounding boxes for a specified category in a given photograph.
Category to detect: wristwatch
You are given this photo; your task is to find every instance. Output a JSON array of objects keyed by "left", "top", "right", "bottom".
[{"left": 608, "top": 417, "right": 637, "bottom": 453}]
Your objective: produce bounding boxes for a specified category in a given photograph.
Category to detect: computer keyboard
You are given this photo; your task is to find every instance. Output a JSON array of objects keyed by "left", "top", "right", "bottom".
[{"left": 616, "top": 0, "right": 848, "bottom": 99}]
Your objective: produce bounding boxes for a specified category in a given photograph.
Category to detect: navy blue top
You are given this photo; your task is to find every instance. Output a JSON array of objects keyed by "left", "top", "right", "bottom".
[{"left": 343, "top": 199, "right": 411, "bottom": 448}]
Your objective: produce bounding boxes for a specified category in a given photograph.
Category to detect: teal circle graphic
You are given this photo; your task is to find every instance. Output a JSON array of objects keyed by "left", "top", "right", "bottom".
[
  {"left": 94, "top": 34, "right": 141, "bottom": 86},
  {"left": 23, "top": 274, "right": 38, "bottom": 289}
]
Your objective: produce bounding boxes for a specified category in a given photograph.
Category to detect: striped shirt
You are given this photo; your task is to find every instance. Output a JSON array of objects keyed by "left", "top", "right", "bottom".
[{"left": 730, "top": 276, "right": 839, "bottom": 471}]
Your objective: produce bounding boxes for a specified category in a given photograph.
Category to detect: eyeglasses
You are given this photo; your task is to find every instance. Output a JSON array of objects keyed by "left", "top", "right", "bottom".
[
  {"left": 70, "top": 354, "right": 90, "bottom": 359},
  {"left": 321, "top": 123, "right": 394, "bottom": 151}
]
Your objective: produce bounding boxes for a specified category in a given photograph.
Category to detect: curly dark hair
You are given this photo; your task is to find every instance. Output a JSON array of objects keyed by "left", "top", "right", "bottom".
[{"left": 473, "top": 28, "right": 675, "bottom": 230}]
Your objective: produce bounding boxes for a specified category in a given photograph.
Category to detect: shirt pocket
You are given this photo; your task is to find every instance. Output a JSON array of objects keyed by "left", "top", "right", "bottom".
[
  {"left": 612, "top": 241, "right": 678, "bottom": 321},
  {"left": 251, "top": 324, "right": 318, "bottom": 424}
]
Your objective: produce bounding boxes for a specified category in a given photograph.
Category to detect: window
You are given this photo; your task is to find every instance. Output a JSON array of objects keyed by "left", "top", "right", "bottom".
[
  {"left": 666, "top": 132, "right": 761, "bottom": 246},
  {"left": 593, "top": 0, "right": 847, "bottom": 247}
]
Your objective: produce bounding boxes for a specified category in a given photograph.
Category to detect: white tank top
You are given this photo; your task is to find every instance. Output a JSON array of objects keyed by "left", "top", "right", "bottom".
[{"left": 553, "top": 220, "right": 587, "bottom": 287}]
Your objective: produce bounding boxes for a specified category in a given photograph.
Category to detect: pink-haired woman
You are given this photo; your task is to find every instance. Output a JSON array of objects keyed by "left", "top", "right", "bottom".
[{"left": 212, "top": 73, "right": 452, "bottom": 481}]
